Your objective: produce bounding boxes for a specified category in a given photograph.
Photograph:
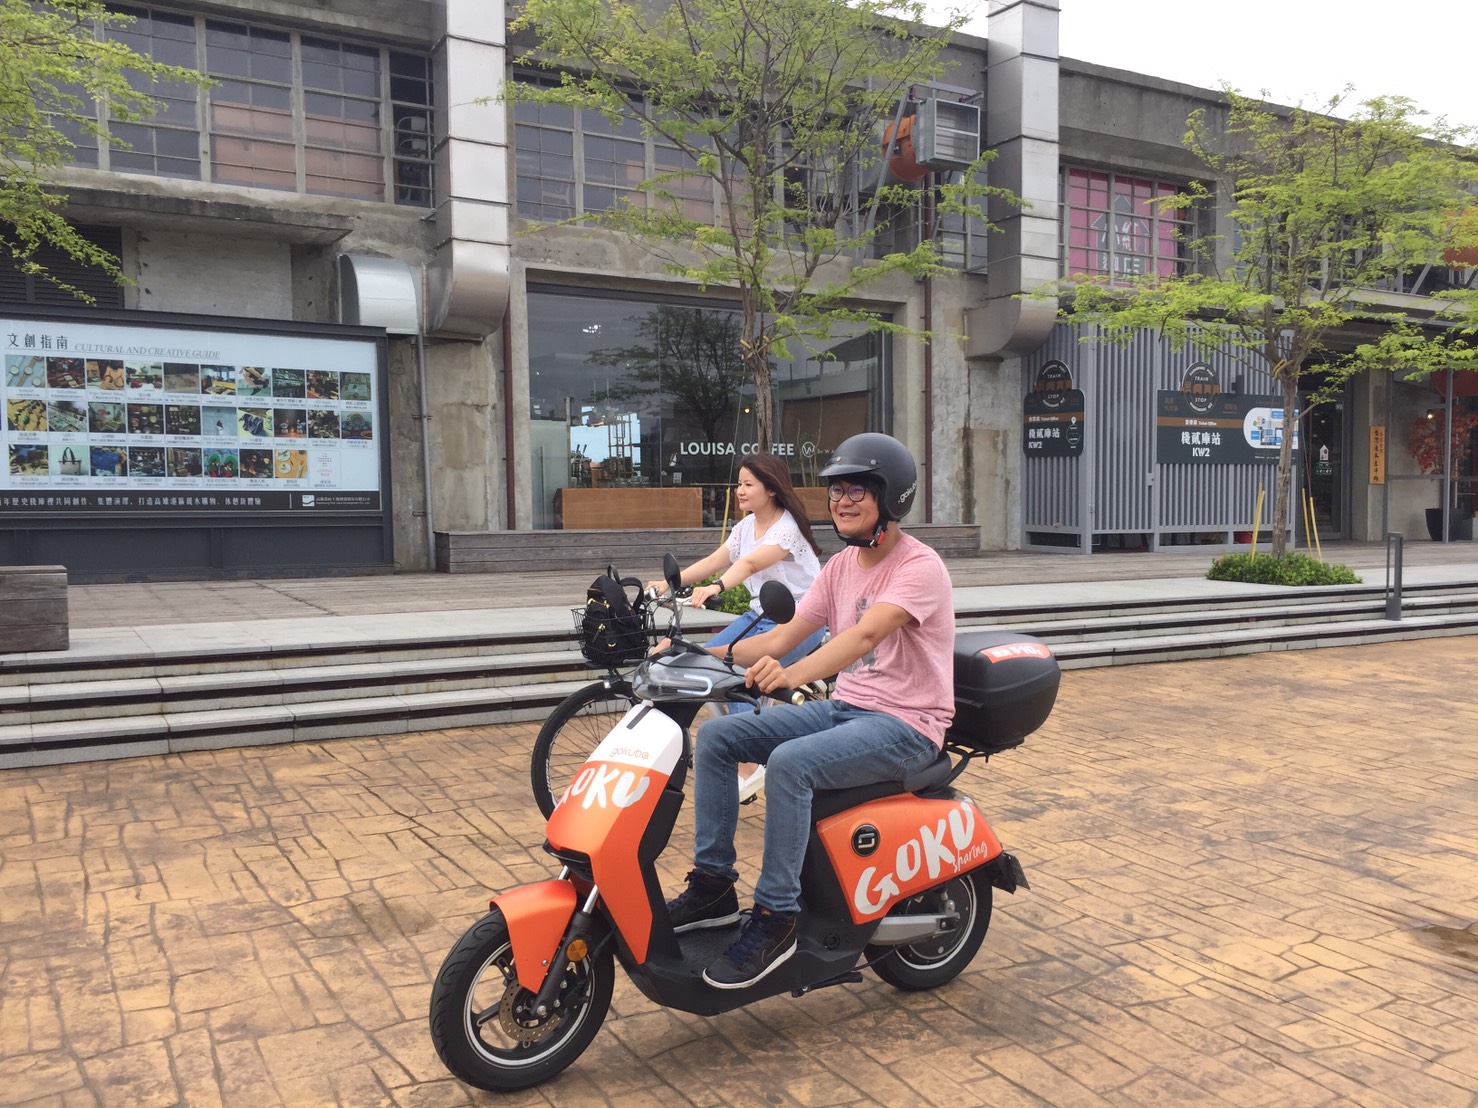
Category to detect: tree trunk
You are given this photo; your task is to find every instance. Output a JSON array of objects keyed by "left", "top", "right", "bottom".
[
  {"left": 749, "top": 352, "right": 775, "bottom": 453},
  {"left": 1271, "top": 375, "right": 1298, "bottom": 558},
  {"left": 741, "top": 295, "right": 774, "bottom": 452}
]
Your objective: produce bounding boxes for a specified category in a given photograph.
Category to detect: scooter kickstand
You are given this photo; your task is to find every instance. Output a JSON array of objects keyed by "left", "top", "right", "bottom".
[{"left": 790, "top": 970, "right": 864, "bottom": 998}]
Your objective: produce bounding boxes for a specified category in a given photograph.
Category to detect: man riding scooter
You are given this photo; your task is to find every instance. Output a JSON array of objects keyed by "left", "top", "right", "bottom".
[{"left": 666, "top": 432, "right": 958, "bottom": 988}]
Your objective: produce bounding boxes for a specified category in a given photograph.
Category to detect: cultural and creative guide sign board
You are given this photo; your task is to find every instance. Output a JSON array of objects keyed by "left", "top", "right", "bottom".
[{"left": 2, "top": 317, "right": 382, "bottom": 512}]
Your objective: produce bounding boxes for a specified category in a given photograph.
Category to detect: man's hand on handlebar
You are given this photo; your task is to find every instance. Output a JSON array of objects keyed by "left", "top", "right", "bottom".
[{"left": 744, "top": 655, "right": 791, "bottom": 696}]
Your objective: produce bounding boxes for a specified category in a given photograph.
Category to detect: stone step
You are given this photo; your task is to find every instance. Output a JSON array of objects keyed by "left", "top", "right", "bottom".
[
  {"left": 4, "top": 588, "right": 1476, "bottom": 723},
  {"left": 5, "top": 609, "right": 1477, "bottom": 769},
  {"left": 0, "top": 592, "right": 1447, "bottom": 720},
  {"left": 0, "top": 650, "right": 588, "bottom": 724}
]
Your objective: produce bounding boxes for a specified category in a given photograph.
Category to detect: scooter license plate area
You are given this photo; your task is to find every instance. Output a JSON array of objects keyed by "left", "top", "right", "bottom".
[
  {"left": 817, "top": 795, "right": 1003, "bottom": 924},
  {"left": 545, "top": 703, "right": 686, "bottom": 965}
]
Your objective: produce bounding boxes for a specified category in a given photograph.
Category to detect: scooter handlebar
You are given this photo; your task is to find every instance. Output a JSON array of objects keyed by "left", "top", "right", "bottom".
[{"left": 726, "top": 684, "right": 817, "bottom": 710}]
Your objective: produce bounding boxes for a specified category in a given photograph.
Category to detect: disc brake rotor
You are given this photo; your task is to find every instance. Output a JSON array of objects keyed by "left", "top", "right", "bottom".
[{"left": 498, "top": 985, "right": 562, "bottom": 1044}]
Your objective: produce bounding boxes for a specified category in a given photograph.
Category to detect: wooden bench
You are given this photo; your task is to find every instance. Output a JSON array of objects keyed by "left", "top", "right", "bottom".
[
  {"left": 796, "top": 486, "right": 831, "bottom": 523},
  {"left": 0, "top": 565, "right": 70, "bottom": 652},
  {"left": 436, "top": 523, "right": 981, "bottom": 573},
  {"left": 555, "top": 487, "right": 703, "bottom": 529}
]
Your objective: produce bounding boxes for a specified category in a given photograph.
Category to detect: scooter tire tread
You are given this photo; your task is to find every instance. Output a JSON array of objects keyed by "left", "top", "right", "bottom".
[{"left": 428, "top": 908, "right": 614, "bottom": 1091}]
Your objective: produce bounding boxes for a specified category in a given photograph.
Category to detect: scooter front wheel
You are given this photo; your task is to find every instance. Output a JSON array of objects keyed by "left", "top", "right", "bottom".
[
  {"left": 865, "top": 868, "right": 994, "bottom": 991},
  {"left": 428, "top": 908, "right": 613, "bottom": 1091}
]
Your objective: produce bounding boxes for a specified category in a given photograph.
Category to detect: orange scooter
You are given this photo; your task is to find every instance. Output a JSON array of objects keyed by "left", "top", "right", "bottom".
[{"left": 428, "top": 556, "right": 1059, "bottom": 1092}]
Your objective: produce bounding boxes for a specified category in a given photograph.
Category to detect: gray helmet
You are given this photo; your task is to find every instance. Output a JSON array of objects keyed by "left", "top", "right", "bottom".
[{"left": 819, "top": 433, "right": 918, "bottom": 523}]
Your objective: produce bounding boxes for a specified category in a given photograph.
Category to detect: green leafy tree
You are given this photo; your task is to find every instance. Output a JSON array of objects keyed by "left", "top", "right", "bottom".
[
  {"left": 1058, "top": 89, "right": 1478, "bottom": 556},
  {"left": 508, "top": 0, "right": 1008, "bottom": 451},
  {"left": 1, "top": 0, "right": 206, "bottom": 298}
]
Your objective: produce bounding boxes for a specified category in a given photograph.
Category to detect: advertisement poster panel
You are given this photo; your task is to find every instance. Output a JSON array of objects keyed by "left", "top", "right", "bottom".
[
  {"left": 1156, "top": 362, "right": 1297, "bottom": 464},
  {"left": 2, "top": 317, "right": 381, "bottom": 513}
]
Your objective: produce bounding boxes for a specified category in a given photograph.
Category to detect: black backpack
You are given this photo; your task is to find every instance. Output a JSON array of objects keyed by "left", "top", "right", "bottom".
[{"left": 575, "top": 569, "right": 651, "bottom": 668}]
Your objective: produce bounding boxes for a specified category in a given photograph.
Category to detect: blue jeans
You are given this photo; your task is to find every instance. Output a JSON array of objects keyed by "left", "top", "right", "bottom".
[
  {"left": 692, "top": 699, "right": 939, "bottom": 914},
  {"left": 705, "top": 611, "right": 828, "bottom": 715}
]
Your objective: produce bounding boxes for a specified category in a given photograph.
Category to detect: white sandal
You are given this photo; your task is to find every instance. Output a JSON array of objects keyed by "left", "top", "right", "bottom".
[{"left": 738, "top": 765, "right": 766, "bottom": 804}]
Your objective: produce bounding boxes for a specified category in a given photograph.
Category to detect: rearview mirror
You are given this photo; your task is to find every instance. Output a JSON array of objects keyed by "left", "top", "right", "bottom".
[
  {"left": 663, "top": 552, "right": 681, "bottom": 593},
  {"left": 757, "top": 580, "right": 795, "bottom": 624}
]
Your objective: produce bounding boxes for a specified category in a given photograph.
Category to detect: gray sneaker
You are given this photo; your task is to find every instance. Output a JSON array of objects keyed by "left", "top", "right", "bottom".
[
  {"left": 666, "top": 869, "right": 741, "bottom": 933},
  {"left": 702, "top": 905, "right": 797, "bottom": 989}
]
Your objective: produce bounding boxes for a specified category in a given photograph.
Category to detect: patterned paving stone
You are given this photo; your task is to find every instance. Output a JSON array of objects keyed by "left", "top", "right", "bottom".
[{"left": 1, "top": 637, "right": 1475, "bottom": 1106}]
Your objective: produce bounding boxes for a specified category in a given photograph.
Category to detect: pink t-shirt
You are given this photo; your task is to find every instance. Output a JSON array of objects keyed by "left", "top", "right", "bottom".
[{"left": 797, "top": 531, "right": 955, "bottom": 746}]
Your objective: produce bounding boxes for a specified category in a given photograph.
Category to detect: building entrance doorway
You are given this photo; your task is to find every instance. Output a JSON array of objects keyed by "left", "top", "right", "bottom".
[{"left": 1300, "top": 392, "right": 1348, "bottom": 542}]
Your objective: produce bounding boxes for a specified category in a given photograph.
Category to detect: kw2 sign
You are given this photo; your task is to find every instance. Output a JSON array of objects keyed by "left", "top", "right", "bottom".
[{"left": 1156, "top": 363, "right": 1297, "bottom": 464}]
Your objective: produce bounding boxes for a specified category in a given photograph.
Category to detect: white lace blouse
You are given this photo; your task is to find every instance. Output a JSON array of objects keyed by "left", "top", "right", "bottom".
[{"left": 724, "top": 509, "right": 821, "bottom": 612}]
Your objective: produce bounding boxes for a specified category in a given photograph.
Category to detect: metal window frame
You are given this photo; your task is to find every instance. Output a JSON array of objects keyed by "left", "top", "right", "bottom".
[
  {"left": 70, "top": 5, "right": 431, "bottom": 206},
  {"left": 1059, "top": 166, "right": 1195, "bottom": 283}
]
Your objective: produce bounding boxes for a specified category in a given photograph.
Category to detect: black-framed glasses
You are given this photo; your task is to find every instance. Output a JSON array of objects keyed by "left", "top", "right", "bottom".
[{"left": 827, "top": 482, "right": 869, "bottom": 503}]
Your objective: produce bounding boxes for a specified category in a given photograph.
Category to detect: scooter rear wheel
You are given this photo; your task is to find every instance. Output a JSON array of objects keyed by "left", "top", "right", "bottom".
[
  {"left": 428, "top": 908, "right": 613, "bottom": 1091},
  {"left": 866, "top": 868, "right": 993, "bottom": 991}
]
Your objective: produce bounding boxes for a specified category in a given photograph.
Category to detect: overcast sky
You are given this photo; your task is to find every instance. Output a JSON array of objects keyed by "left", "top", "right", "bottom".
[{"left": 937, "top": 0, "right": 1478, "bottom": 134}]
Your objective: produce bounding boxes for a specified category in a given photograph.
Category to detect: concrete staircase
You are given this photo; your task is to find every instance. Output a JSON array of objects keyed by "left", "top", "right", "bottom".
[{"left": 4, "top": 579, "right": 1478, "bottom": 767}]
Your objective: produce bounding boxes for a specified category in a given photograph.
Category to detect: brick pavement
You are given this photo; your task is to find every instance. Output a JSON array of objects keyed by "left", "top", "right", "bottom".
[{"left": 1, "top": 638, "right": 1475, "bottom": 1106}]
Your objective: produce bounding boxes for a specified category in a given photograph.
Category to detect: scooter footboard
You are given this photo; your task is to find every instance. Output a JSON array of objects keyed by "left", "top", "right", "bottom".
[
  {"left": 491, "top": 879, "right": 577, "bottom": 992},
  {"left": 816, "top": 794, "right": 1003, "bottom": 925}
]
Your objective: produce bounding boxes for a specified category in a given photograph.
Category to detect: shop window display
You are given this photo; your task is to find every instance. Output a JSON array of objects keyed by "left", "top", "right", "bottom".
[{"left": 527, "top": 290, "right": 890, "bottom": 530}]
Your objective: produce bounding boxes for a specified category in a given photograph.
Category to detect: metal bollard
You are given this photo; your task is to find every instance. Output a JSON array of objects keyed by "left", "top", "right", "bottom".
[{"left": 1384, "top": 532, "right": 1404, "bottom": 621}]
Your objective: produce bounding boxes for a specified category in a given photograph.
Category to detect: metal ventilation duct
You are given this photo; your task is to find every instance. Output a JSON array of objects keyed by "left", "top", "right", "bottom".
[
  {"left": 426, "top": 0, "right": 511, "bottom": 339},
  {"left": 338, "top": 254, "right": 421, "bottom": 335},
  {"left": 966, "top": 0, "right": 1060, "bottom": 358}
]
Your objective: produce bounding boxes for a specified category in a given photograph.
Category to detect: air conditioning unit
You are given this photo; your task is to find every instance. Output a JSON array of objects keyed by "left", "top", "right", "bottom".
[{"left": 913, "top": 98, "right": 980, "bottom": 172}]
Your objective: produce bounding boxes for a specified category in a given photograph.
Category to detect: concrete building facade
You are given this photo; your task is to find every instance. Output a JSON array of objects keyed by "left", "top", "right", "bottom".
[{"left": 0, "top": 0, "right": 1470, "bottom": 579}]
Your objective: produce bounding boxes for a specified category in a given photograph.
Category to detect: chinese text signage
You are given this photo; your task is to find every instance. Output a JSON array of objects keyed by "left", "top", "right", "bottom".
[
  {"left": 1023, "top": 360, "right": 1085, "bottom": 458},
  {"left": 1155, "top": 363, "right": 1297, "bottom": 464}
]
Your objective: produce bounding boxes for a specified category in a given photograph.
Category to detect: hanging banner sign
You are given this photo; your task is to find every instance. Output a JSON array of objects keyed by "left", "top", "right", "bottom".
[
  {"left": 2, "top": 317, "right": 382, "bottom": 512},
  {"left": 1023, "top": 360, "right": 1085, "bottom": 458}
]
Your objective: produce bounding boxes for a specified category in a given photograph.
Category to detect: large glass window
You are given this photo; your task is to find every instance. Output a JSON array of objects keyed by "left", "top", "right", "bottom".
[
  {"left": 107, "top": 6, "right": 200, "bottom": 179},
  {"left": 527, "top": 290, "right": 891, "bottom": 529},
  {"left": 207, "top": 22, "right": 295, "bottom": 191},
  {"left": 512, "top": 94, "right": 727, "bottom": 227},
  {"left": 1061, "top": 167, "right": 1193, "bottom": 282},
  {"left": 66, "top": 7, "right": 432, "bottom": 206},
  {"left": 300, "top": 37, "right": 383, "bottom": 199},
  {"left": 581, "top": 112, "right": 645, "bottom": 214},
  {"left": 389, "top": 53, "right": 434, "bottom": 206},
  {"left": 513, "top": 90, "right": 994, "bottom": 272},
  {"left": 514, "top": 101, "right": 576, "bottom": 221}
]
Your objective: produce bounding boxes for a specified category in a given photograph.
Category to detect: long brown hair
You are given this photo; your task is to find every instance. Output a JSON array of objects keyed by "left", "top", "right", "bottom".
[{"left": 737, "top": 453, "right": 822, "bottom": 557}]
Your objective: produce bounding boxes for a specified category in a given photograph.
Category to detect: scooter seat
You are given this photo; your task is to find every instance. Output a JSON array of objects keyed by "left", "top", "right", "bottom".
[
  {"left": 810, "top": 750, "right": 955, "bottom": 823},
  {"left": 902, "top": 749, "right": 954, "bottom": 792}
]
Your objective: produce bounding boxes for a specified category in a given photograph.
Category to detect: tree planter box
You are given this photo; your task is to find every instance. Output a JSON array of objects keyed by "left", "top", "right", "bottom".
[{"left": 0, "top": 566, "right": 70, "bottom": 653}]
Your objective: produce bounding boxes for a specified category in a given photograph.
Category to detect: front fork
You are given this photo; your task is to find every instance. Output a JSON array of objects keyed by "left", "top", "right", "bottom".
[{"left": 493, "top": 875, "right": 605, "bottom": 1015}]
